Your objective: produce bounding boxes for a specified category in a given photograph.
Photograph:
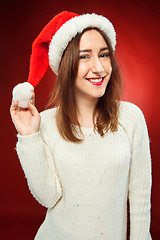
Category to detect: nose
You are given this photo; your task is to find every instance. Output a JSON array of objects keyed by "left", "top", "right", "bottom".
[{"left": 91, "top": 56, "right": 104, "bottom": 74}]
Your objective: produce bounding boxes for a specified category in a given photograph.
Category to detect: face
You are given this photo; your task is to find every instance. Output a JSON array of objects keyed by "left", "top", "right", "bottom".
[{"left": 74, "top": 29, "right": 112, "bottom": 104}]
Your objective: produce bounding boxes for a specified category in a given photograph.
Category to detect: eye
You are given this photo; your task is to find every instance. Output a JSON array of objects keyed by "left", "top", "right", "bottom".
[
  {"left": 100, "top": 52, "right": 110, "bottom": 58},
  {"left": 79, "top": 55, "right": 89, "bottom": 60}
]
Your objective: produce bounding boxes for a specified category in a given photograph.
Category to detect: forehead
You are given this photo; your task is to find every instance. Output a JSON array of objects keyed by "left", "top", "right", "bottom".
[{"left": 79, "top": 29, "right": 108, "bottom": 49}]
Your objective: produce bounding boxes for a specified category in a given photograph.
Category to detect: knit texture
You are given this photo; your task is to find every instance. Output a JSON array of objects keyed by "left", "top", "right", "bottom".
[{"left": 16, "top": 101, "right": 152, "bottom": 240}]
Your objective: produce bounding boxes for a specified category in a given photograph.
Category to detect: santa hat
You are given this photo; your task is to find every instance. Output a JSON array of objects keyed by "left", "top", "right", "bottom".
[{"left": 12, "top": 11, "right": 116, "bottom": 108}]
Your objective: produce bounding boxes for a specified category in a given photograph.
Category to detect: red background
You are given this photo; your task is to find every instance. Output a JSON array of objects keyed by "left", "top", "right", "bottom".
[{"left": 1, "top": 0, "right": 160, "bottom": 239}]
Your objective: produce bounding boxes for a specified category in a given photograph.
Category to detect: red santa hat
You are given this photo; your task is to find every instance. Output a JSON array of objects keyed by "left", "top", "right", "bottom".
[{"left": 12, "top": 11, "right": 116, "bottom": 108}]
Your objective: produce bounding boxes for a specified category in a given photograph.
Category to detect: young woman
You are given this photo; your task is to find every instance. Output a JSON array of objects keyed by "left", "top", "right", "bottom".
[{"left": 10, "top": 11, "right": 152, "bottom": 240}]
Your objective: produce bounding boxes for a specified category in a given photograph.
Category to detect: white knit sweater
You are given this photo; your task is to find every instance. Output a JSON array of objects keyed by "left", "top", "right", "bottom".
[{"left": 16, "top": 101, "right": 152, "bottom": 240}]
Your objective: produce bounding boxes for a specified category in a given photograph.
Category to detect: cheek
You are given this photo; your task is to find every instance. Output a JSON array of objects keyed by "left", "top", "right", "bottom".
[
  {"left": 107, "top": 61, "right": 112, "bottom": 75},
  {"left": 77, "top": 62, "right": 88, "bottom": 76},
  {"left": 103, "top": 59, "right": 112, "bottom": 74},
  {"left": 109, "top": 65, "right": 112, "bottom": 75}
]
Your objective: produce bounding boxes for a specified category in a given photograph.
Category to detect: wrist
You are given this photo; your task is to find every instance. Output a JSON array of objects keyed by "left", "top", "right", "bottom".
[
  {"left": 17, "top": 131, "right": 41, "bottom": 145},
  {"left": 18, "top": 129, "right": 39, "bottom": 136}
]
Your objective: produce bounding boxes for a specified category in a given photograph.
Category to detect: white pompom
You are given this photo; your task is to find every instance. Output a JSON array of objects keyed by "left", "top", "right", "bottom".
[{"left": 12, "top": 82, "right": 34, "bottom": 108}]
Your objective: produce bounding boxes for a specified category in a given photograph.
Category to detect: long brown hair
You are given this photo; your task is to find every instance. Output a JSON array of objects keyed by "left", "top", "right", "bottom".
[{"left": 47, "top": 27, "right": 123, "bottom": 142}]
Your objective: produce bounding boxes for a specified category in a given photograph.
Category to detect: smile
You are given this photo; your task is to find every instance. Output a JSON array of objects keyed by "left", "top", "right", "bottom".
[{"left": 86, "top": 77, "right": 105, "bottom": 86}]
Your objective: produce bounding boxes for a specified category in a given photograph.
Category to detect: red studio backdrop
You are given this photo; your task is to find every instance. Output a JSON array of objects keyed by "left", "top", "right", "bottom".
[{"left": 1, "top": 0, "right": 160, "bottom": 239}]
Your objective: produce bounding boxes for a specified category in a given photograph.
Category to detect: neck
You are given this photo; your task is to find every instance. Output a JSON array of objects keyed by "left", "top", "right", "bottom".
[{"left": 76, "top": 97, "right": 98, "bottom": 128}]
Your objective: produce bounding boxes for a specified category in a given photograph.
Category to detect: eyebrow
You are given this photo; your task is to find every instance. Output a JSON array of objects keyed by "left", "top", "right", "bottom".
[{"left": 79, "top": 47, "right": 109, "bottom": 53}]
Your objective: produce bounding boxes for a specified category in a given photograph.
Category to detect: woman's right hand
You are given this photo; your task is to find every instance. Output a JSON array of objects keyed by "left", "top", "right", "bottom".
[{"left": 10, "top": 92, "right": 41, "bottom": 136}]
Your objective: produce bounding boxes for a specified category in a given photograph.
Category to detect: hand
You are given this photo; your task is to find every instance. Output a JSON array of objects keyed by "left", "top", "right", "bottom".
[{"left": 10, "top": 92, "right": 41, "bottom": 136}]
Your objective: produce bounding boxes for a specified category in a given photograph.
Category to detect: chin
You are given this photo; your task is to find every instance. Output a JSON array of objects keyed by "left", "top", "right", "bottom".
[
  {"left": 95, "top": 90, "right": 106, "bottom": 98},
  {"left": 91, "top": 94, "right": 105, "bottom": 101}
]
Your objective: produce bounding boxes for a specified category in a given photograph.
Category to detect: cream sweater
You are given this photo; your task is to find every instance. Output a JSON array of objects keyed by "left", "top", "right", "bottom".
[{"left": 16, "top": 101, "right": 152, "bottom": 240}]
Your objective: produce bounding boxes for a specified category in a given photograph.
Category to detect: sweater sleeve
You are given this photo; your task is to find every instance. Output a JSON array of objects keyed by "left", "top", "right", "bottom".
[
  {"left": 129, "top": 107, "right": 152, "bottom": 240},
  {"left": 16, "top": 130, "right": 63, "bottom": 208}
]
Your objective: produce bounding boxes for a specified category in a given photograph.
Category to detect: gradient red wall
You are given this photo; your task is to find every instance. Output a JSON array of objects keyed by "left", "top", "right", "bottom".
[{"left": 1, "top": 0, "right": 160, "bottom": 239}]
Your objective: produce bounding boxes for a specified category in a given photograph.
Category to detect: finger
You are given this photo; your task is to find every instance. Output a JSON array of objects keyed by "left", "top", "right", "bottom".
[
  {"left": 10, "top": 101, "right": 19, "bottom": 112},
  {"left": 31, "top": 92, "right": 35, "bottom": 105},
  {"left": 10, "top": 101, "right": 19, "bottom": 117},
  {"left": 11, "top": 99, "right": 24, "bottom": 111},
  {"left": 11, "top": 100, "right": 22, "bottom": 112},
  {"left": 28, "top": 101, "right": 38, "bottom": 116},
  {"left": 18, "top": 106, "right": 26, "bottom": 112}
]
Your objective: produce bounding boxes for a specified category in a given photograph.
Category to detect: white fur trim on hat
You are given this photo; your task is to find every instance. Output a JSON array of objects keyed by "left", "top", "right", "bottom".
[
  {"left": 12, "top": 82, "right": 34, "bottom": 108},
  {"left": 49, "top": 13, "right": 116, "bottom": 75}
]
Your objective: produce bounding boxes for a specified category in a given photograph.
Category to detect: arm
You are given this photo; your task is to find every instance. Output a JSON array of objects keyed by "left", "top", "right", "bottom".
[
  {"left": 129, "top": 108, "right": 152, "bottom": 240},
  {"left": 10, "top": 97, "right": 62, "bottom": 208},
  {"left": 16, "top": 131, "right": 62, "bottom": 208}
]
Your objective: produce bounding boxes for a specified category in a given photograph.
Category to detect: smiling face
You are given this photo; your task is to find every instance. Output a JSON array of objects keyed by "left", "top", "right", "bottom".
[{"left": 74, "top": 29, "right": 112, "bottom": 105}]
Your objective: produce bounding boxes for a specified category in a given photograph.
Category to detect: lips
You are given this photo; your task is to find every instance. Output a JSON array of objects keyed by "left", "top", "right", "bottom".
[{"left": 86, "top": 77, "right": 105, "bottom": 86}]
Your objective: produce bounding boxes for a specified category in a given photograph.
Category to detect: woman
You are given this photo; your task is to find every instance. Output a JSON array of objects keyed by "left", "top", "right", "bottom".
[{"left": 10, "top": 11, "right": 152, "bottom": 240}]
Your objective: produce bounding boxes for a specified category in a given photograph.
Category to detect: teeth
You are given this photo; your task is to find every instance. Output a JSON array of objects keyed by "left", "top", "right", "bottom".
[{"left": 88, "top": 78, "right": 103, "bottom": 83}]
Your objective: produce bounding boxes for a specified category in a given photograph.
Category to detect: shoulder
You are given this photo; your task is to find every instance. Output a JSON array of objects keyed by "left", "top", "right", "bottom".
[
  {"left": 118, "top": 101, "right": 148, "bottom": 141},
  {"left": 40, "top": 107, "right": 57, "bottom": 121},
  {"left": 119, "top": 101, "right": 145, "bottom": 124},
  {"left": 39, "top": 107, "right": 59, "bottom": 143},
  {"left": 40, "top": 107, "right": 57, "bottom": 129},
  {"left": 119, "top": 101, "right": 143, "bottom": 116},
  {"left": 40, "top": 107, "right": 57, "bottom": 118}
]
